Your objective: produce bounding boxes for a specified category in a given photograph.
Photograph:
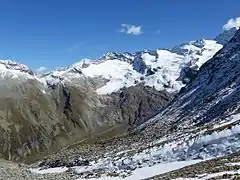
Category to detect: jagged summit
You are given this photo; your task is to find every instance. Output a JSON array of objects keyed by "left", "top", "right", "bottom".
[
  {"left": 215, "top": 27, "right": 238, "bottom": 45},
  {"left": 0, "top": 60, "right": 34, "bottom": 75},
  {"left": 0, "top": 60, "right": 35, "bottom": 82}
]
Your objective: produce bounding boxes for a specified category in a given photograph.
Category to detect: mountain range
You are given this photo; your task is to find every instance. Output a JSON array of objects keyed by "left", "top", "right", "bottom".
[{"left": 0, "top": 26, "right": 240, "bottom": 179}]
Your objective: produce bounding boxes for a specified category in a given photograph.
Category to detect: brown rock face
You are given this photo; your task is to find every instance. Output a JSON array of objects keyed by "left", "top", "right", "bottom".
[
  {"left": 108, "top": 84, "right": 173, "bottom": 127},
  {"left": 0, "top": 76, "right": 172, "bottom": 163}
]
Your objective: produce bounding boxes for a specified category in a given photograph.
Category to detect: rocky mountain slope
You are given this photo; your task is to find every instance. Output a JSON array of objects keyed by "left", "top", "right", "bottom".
[
  {"left": 145, "top": 27, "right": 240, "bottom": 130},
  {"left": 23, "top": 29, "right": 240, "bottom": 180},
  {"left": 0, "top": 61, "right": 172, "bottom": 163}
]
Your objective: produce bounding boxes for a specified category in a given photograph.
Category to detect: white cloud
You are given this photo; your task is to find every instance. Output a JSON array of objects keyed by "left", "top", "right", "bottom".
[
  {"left": 120, "top": 24, "right": 143, "bottom": 35},
  {"left": 223, "top": 17, "right": 240, "bottom": 30},
  {"left": 36, "top": 66, "right": 48, "bottom": 73}
]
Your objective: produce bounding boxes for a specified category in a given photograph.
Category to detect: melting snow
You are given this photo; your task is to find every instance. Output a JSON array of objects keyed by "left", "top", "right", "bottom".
[{"left": 226, "top": 162, "right": 240, "bottom": 166}]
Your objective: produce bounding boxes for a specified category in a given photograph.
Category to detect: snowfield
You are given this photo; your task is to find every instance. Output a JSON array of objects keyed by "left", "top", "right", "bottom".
[{"left": 77, "top": 160, "right": 202, "bottom": 180}]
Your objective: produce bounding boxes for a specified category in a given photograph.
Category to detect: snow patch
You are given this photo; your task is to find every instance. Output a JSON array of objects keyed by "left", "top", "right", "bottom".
[
  {"left": 29, "top": 167, "right": 68, "bottom": 174},
  {"left": 226, "top": 162, "right": 240, "bottom": 166}
]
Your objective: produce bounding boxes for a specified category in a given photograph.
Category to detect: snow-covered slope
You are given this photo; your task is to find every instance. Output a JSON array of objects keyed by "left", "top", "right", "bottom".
[{"left": 81, "top": 60, "right": 141, "bottom": 94}]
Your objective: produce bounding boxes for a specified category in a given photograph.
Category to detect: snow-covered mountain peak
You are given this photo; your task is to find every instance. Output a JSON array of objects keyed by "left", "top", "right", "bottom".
[
  {"left": 103, "top": 52, "right": 120, "bottom": 60},
  {"left": 0, "top": 60, "right": 35, "bottom": 80},
  {"left": 190, "top": 39, "right": 206, "bottom": 48},
  {"left": 101, "top": 51, "right": 134, "bottom": 63},
  {"left": 71, "top": 58, "right": 92, "bottom": 68},
  {"left": 0, "top": 60, "right": 34, "bottom": 75},
  {"left": 75, "top": 38, "right": 222, "bottom": 94}
]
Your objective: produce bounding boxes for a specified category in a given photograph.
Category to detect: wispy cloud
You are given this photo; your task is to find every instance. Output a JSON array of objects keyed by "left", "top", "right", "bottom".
[
  {"left": 36, "top": 66, "right": 48, "bottom": 74},
  {"left": 223, "top": 17, "right": 240, "bottom": 30},
  {"left": 120, "top": 24, "right": 143, "bottom": 35}
]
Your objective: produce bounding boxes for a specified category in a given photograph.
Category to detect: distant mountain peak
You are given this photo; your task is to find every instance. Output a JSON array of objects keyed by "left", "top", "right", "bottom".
[
  {"left": 0, "top": 60, "right": 34, "bottom": 76},
  {"left": 38, "top": 34, "right": 225, "bottom": 95}
]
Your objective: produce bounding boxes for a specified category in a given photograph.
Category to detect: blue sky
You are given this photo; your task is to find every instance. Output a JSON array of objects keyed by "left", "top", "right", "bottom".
[{"left": 0, "top": 0, "right": 239, "bottom": 71}]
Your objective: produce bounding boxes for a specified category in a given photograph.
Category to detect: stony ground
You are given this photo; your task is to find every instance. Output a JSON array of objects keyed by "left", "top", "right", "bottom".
[
  {"left": 0, "top": 158, "right": 81, "bottom": 180},
  {"left": 2, "top": 152, "right": 240, "bottom": 180}
]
